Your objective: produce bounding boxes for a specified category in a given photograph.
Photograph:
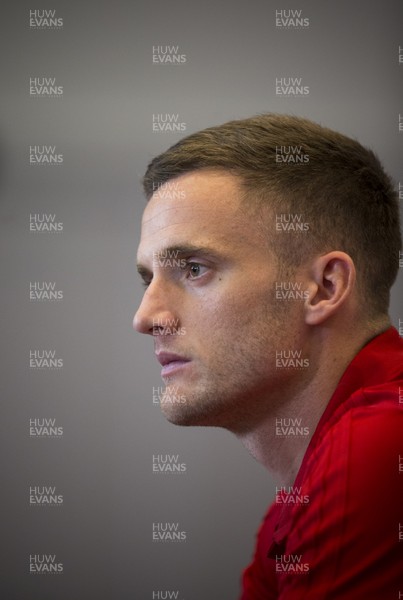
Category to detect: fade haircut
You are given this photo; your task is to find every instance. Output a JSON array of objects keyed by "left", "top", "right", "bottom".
[{"left": 143, "top": 114, "right": 401, "bottom": 316}]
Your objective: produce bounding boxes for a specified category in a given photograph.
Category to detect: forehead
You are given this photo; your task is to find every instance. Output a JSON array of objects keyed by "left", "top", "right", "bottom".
[{"left": 138, "top": 171, "right": 257, "bottom": 258}]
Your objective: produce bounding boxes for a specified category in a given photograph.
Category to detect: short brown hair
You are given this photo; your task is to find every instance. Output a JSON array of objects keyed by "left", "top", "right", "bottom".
[{"left": 143, "top": 114, "right": 401, "bottom": 316}]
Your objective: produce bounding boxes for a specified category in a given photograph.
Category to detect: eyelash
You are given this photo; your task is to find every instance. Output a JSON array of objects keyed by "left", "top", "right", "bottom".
[
  {"left": 141, "top": 261, "right": 206, "bottom": 288},
  {"left": 185, "top": 261, "right": 205, "bottom": 278}
]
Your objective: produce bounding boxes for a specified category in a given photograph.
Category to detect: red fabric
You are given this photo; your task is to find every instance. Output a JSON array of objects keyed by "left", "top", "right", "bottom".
[{"left": 240, "top": 327, "right": 403, "bottom": 599}]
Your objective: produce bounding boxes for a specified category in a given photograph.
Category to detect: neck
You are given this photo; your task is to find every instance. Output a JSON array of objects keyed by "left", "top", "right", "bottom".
[{"left": 234, "top": 319, "right": 390, "bottom": 486}]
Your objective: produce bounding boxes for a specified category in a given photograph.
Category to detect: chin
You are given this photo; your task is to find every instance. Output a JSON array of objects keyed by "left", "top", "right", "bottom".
[
  {"left": 161, "top": 402, "right": 231, "bottom": 430},
  {"left": 161, "top": 405, "right": 204, "bottom": 426},
  {"left": 160, "top": 383, "right": 237, "bottom": 428}
]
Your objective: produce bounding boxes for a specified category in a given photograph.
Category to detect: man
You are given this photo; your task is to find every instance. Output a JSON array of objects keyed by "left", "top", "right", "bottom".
[{"left": 134, "top": 114, "right": 403, "bottom": 598}]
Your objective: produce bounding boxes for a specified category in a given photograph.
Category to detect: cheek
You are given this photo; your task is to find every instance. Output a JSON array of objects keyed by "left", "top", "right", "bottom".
[{"left": 202, "top": 287, "right": 272, "bottom": 337}]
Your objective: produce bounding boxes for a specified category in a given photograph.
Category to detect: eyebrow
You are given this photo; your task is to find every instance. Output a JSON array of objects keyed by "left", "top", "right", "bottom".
[{"left": 136, "top": 244, "right": 222, "bottom": 278}]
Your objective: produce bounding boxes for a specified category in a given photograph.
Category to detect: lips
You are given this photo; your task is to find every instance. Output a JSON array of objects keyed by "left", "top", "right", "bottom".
[
  {"left": 155, "top": 352, "right": 191, "bottom": 377},
  {"left": 155, "top": 352, "right": 189, "bottom": 366}
]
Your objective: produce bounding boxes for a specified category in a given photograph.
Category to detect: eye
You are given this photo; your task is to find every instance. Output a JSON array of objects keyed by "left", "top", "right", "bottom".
[
  {"left": 141, "top": 277, "right": 152, "bottom": 289},
  {"left": 185, "top": 262, "right": 207, "bottom": 279}
]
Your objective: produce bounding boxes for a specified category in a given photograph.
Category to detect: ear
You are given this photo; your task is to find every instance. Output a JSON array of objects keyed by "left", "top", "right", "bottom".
[{"left": 304, "top": 251, "right": 356, "bottom": 326}]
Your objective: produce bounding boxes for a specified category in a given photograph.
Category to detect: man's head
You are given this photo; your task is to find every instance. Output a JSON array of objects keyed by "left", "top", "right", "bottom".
[
  {"left": 134, "top": 114, "right": 401, "bottom": 432},
  {"left": 143, "top": 114, "right": 400, "bottom": 316}
]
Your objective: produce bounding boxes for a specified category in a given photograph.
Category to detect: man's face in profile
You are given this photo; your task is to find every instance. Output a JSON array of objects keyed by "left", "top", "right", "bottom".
[{"left": 134, "top": 170, "right": 306, "bottom": 432}]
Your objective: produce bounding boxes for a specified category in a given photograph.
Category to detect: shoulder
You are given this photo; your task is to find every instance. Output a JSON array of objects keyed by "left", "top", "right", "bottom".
[
  {"left": 306, "top": 385, "right": 402, "bottom": 489},
  {"left": 281, "top": 389, "right": 403, "bottom": 597}
]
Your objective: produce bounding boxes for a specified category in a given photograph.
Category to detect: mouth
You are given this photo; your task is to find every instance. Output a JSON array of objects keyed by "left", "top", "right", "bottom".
[{"left": 155, "top": 352, "right": 191, "bottom": 378}]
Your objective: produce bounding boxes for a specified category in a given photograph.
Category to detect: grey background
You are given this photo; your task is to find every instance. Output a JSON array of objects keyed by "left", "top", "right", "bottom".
[{"left": 0, "top": 0, "right": 402, "bottom": 598}]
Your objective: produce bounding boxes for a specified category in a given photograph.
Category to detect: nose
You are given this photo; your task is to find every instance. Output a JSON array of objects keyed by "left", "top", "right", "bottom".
[{"left": 133, "top": 278, "right": 179, "bottom": 336}]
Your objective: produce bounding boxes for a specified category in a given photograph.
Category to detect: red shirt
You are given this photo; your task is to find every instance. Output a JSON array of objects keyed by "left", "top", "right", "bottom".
[{"left": 240, "top": 327, "right": 403, "bottom": 599}]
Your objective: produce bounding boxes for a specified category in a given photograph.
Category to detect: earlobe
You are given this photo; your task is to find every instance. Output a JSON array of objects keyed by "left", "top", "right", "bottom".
[{"left": 304, "top": 252, "right": 356, "bottom": 326}]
